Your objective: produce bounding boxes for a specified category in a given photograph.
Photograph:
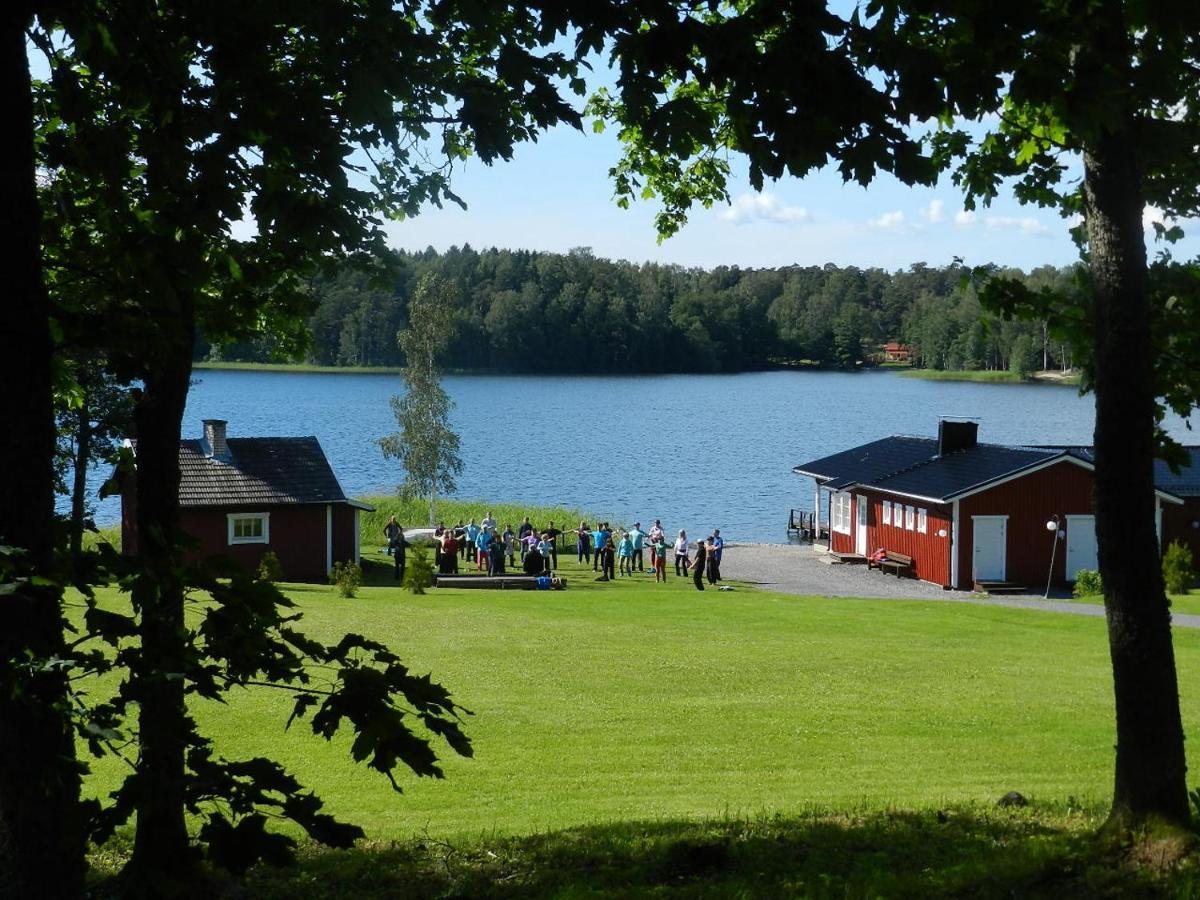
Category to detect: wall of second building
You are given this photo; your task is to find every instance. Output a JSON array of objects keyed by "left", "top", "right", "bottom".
[
  {"left": 179, "top": 503, "right": 334, "bottom": 583},
  {"left": 331, "top": 504, "right": 358, "bottom": 569},
  {"left": 827, "top": 490, "right": 953, "bottom": 586},
  {"left": 956, "top": 459, "right": 1094, "bottom": 590},
  {"left": 1162, "top": 498, "right": 1200, "bottom": 568}
]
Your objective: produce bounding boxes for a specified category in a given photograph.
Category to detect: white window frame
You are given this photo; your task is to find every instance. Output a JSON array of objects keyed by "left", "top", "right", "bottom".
[
  {"left": 882, "top": 501, "right": 892, "bottom": 526},
  {"left": 832, "top": 492, "right": 853, "bottom": 535},
  {"left": 917, "top": 508, "right": 927, "bottom": 534},
  {"left": 227, "top": 512, "right": 270, "bottom": 545},
  {"left": 904, "top": 505, "right": 915, "bottom": 531}
]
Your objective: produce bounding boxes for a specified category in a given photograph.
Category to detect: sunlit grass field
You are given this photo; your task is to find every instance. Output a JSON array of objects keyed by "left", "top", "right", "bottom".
[{"left": 80, "top": 548, "right": 1200, "bottom": 847}]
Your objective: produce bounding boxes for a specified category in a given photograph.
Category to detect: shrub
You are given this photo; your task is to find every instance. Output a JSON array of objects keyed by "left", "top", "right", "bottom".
[
  {"left": 404, "top": 543, "right": 434, "bottom": 595},
  {"left": 256, "top": 550, "right": 284, "bottom": 583},
  {"left": 1072, "top": 569, "right": 1103, "bottom": 598},
  {"left": 1163, "top": 541, "right": 1196, "bottom": 595},
  {"left": 330, "top": 560, "right": 363, "bottom": 598}
]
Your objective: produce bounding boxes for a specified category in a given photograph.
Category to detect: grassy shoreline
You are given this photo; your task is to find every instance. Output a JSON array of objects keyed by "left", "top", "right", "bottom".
[
  {"left": 194, "top": 360, "right": 406, "bottom": 375},
  {"left": 899, "top": 368, "right": 1082, "bottom": 386}
]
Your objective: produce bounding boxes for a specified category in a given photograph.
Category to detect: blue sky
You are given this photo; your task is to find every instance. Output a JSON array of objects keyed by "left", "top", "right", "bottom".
[{"left": 381, "top": 116, "right": 1194, "bottom": 272}]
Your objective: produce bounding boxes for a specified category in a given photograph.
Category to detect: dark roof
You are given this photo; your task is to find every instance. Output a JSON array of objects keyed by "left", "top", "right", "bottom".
[
  {"left": 178, "top": 437, "right": 349, "bottom": 507},
  {"left": 796, "top": 435, "right": 1191, "bottom": 503}
]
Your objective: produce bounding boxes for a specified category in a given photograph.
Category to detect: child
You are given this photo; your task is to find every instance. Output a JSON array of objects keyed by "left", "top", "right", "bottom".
[
  {"left": 617, "top": 530, "right": 634, "bottom": 576},
  {"left": 537, "top": 532, "right": 554, "bottom": 574},
  {"left": 576, "top": 521, "right": 592, "bottom": 564},
  {"left": 652, "top": 533, "right": 668, "bottom": 582},
  {"left": 599, "top": 535, "right": 616, "bottom": 581}
]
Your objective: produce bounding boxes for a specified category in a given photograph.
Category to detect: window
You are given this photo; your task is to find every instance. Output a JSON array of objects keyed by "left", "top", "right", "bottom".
[
  {"left": 832, "top": 492, "right": 852, "bottom": 535},
  {"left": 917, "top": 508, "right": 927, "bottom": 534},
  {"left": 228, "top": 513, "right": 270, "bottom": 545},
  {"left": 904, "top": 505, "right": 915, "bottom": 531},
  {"left": 882, "top": 501, "right": 892, "bottom": 526}
]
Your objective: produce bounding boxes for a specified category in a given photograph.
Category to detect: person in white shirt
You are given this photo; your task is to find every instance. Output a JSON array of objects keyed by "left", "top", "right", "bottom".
[{"left": 673, "top": 530, "right": 690, "bottom": 577}]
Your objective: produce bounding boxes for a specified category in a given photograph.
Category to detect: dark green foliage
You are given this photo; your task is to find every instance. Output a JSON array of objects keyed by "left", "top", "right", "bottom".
[
  {"left": 404, "top": 544, "right": 434, "bottom": 595},
  {"left": 218, "top": 247, "right": 1084, "bottom": 374},
  {"left": 256, "top": 552, "right": 284, "bottom": 584},
  {"left": 1073, "top": 570, "right": 1105, "bottom": 599},
  {"left": 1163, "top": 542, "right": 1196, "bottom": 596},
  {"left": 74, "top": 564, "right": 472, "bottom": 876},
  {"left": 329, "top": 562, "right": 364, "bottom": 599}
]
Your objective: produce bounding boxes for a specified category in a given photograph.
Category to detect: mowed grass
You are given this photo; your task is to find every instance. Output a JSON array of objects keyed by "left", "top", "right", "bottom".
[{"left": 80, "top": 551, "right": 1200, "bottom": 847}]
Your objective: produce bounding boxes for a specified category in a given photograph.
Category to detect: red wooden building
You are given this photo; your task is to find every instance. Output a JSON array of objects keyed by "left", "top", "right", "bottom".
[
  {"left": 122, "top": 420, "right": 372, "bottom": 583},
  {"left": 1157, "top": 448, "right": 1200, "bottom": 563},
  {"left": 793, "top": 420, "right": 1188, "bottom": 590}
]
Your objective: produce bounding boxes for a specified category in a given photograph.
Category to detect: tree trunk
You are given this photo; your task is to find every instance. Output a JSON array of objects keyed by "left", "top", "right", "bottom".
[
  {"left": 126, "top": 346, "right": 198, "bottom": 889},
  {"left": 1084, "top": 129, "right": 1190, "bottom": 826},
  {"left": 70, "top": 391, "right": 92, "bottom": 561},
  {"left": 0, "top": 7, "right": 86, "bottom": 896}
]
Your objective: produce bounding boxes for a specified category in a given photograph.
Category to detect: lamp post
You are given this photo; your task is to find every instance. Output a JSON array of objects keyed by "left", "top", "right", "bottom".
[{"left": 1045, "top": 516, "right": 1063, "bottom": 599}]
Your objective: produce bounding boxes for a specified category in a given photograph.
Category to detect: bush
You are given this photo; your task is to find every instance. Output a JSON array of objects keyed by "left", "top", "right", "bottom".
[
  {"left": 1163, "top": 541, "right": 1196, "bottom": 595},
  {"left": 404, "top": 543, "right": 434, "bottom": 595},
  {"left": 256, "top": 550, "right": 284, "bottom": 583},
  {"left": 1072, "top": 569, "right": 1103, "bottom": 598},
  {"left": 330, "top": 560, "right": 363, "bottom": 598}
]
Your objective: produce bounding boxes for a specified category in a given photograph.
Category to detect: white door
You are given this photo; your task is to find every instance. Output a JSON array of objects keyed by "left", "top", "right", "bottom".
[
  {"left": 855, "top": 495, "right": 869, "bottom": 556},
  {"left": 972, "top": 517, "right": 1006, "bottom": 582},
  {"left": 1066, "top": 515, "right": 1098, "bottom": 581}
]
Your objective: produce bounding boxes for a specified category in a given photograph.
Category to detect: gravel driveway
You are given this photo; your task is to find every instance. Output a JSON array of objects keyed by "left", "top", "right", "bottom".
[{"left": 718, "top": 542, "right": 1200, "bottom": 629}]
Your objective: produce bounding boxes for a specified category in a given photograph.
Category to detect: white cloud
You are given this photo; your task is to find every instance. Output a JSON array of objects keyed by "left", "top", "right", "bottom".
[
  {"left": 721, "top": 192, "right": 811, "bottom": 225},
  {"left": 1143, "top": 205, "right": 1174, "bottom": 230},
  {"left": 984, "top": 215, "right": 1050, "bottom": 235},
  {"left": 923, "top": 199, "right": 945, "bottom": 223},
  {"left": 954, "top": 210, "right": 977, "bottom": 226},
  {"left": 868, "top": 210, "right": 906, "bottom": 229}
]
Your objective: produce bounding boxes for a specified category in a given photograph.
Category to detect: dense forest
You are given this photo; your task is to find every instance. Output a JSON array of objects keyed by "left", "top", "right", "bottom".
[{"left": 198, "top": 246, "right": 1084, "bottom": 374}]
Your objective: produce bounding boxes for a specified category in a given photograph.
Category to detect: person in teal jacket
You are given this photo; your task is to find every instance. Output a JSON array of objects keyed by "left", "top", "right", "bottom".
[
  {"left": 628, "top": 523, "right": 646, "bottom": 572},
  {"left": 617, "top": 531, "right": 635, "bottom": 576}
]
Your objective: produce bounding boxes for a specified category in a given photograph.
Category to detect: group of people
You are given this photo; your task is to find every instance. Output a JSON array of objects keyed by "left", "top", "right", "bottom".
[
  {"left": 384, "top": 512, "right": 725, "bottom": 589},
  {"left": 574, "top": 519, "right": 724, "bottom": 590}
]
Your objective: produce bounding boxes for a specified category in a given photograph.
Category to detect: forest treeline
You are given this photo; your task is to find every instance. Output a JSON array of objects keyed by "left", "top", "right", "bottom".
[{"left": 199, "top": 246, "right": 1084, "bottom": 374}]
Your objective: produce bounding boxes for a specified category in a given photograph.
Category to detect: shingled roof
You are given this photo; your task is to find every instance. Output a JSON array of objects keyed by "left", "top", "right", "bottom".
[{"left": 178, "top": 437, "right": 350, "bottom": 507}]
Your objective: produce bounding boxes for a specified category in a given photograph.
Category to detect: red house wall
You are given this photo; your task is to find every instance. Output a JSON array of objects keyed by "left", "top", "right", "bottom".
[
  {"left": 177, "top": 504, "right": 331, "bottom": 583},
  {"left": 1162, "top": 498, "right": 1200, "bottom": 565},
  {"left": 826, "top": 491, "right": 953, "bottom": 586},
  {"left": 331, "top": 504, "right": 357, "bottom": 568},
  {"left": 956, "top": 459, "right": 1095, "bottom": 589}
]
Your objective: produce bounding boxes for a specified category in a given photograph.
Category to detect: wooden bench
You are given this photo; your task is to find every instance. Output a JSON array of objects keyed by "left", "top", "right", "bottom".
[{"left": 869, "top": 550, "right": 914, "bottom": 577}]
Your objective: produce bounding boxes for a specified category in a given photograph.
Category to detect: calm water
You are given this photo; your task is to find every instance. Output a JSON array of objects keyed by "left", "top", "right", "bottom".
[{"left": 91, "top": 369, "right": 1195, "bottom": 542}]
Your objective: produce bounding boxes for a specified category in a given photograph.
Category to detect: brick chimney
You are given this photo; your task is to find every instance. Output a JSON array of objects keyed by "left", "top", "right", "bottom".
[
  {"left": 938, "top": 418, "right": 978, "bottom": 455},
  {"left": 202, "top": 419, "right": 230, "bottom": 460}
]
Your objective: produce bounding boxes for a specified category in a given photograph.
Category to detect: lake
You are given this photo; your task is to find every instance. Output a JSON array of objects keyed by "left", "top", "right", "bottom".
[{"left": 90, "top": 369, "right": 1195, "bottom": 543}]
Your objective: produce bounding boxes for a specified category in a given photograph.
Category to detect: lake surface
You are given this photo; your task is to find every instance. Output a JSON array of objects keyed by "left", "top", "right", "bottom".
[{"left": 91, "top": 369, "right": 1195, "bottom": 542}]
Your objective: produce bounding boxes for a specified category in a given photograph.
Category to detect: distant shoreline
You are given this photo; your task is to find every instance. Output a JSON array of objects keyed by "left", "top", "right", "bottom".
[{"left": 899, "top": 368, "right": 1081, "bottom": 386}]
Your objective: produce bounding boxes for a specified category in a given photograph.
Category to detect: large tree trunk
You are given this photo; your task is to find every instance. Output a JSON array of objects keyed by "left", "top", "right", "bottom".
[
  {"left": 1084, "top": 129, "right": 1189, "bottom": 826},
  {"left": 126, "top": 346, "right": 197, "bottom": 890},
  {"left": 0, "top": 7, "right": 86, "bottom": 896}
]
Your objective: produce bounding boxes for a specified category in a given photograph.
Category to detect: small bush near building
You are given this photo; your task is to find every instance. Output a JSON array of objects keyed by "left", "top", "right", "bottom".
[
  {"left": 330, "top": 560, "right": 363, "bottom": 598},
  {"left": 256, "top": 550, "right": 284, "bottom": 583},
  {"left": 1072, "top": 569, "right": 1103, "bottom": 598},
  {"left": 1163, "top": 541, "right": 1196, "bottom": 595},
  {"left": 405, "top": 543, "right": 434, "bottom": 595}
]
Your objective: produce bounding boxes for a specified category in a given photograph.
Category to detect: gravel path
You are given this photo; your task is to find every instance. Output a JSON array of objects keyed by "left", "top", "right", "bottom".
[{"left": 718, "top": 542, "right": 1200, "bottom": 630}]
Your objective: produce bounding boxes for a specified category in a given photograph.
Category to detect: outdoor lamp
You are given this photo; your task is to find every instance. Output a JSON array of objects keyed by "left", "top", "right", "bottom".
[{"left": 1045, "top": 515, "right": 1062, "bottom": 599}]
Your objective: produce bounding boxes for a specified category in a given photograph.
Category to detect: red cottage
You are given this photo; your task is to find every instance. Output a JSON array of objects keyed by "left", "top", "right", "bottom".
[
  {"left": 793, "top": 420, "right": 1188, "bottom": 591},
  {"left": 1157, "top": 448, "right": 1200, "bottom": 563},
  {"left": 122, "top": 419, "right": 372, "bottom": 583}
]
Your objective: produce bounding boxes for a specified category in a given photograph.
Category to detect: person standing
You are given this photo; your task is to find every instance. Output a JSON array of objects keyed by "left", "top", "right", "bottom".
[
  {"left": 464, "top": 519, "right": 480, "bottom": 564},
  {"left": 628, "top": 522, "right": 645, "bottom": 572},
  {"left": 576, "top": 521, "right": 592, "bottom": 565},
  {"left": 537, "top": 532, "right": 554, "bottom": 574},
  {"left": 711, "top": 528, "right": 724, "bottom": 583},
  {"left": 651, "top": 533, "right": 668, "bottom": 583},
  {"left": 481, "top": 510, "right": 497, "bottom": 533},
  {"left": 617, "top": 531, "right": 634, "bottom": 576},
  {"left": 384, "top": 515, "right": 401, "bottom": 555},
  {"left": 692, "top": 538, "right": 707, "bottom": 591},
  {"left": 592, "top": 523, "right": 606, "bottom": 572},
  {"left": 599, "top": 534, "right": 616, "bottom": 581},
  {"left": 502, "top": 523, "right": 516, "bottom": 569},
  {"left": 674, "top": 529, "right": 690, "bottom": 577},
  {"left": 392, "top": 525, "right": 408, "bottom": 582},
  {"left": 544, "top": 521, "right": 561, "bottom": 570},
  {"left": 489, "top": 534, "right": 506, "bottom": 576},
  {"left": 475, "top": 526, "right": 492, "bottom": 572},
  {"left": 648, "top": 520, "right": 665, "bottom": 569},
  {"left": 705, "top": 537, "right": 719, "bottom": 585}
]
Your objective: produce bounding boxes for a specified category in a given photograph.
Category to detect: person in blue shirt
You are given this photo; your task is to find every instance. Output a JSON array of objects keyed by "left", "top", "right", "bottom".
[
  {"left": 464, "top": 519, "right": 480, "bottom": 563},
  {"left": 475, "top": 526, "right": 492, "bottom": 572},
  {"left": 536, "top": 533, "right": 554, "bottom": 574},
  {"left": 617, "top": 531, "right": 635, "bottom": 576},
  {"left": 628, "top": 523, "right": 646, "bottom": 572},
  {"left": 592, "top": 524, "right": 606, "bottom": 572}
]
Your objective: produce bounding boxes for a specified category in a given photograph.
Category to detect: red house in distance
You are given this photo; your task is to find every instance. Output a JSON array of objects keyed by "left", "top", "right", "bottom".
[
  {"left": 793, "top": 419, "right": 1191, "bottom": 591},
  {"left": 122, "top": 419, "right": 371, "bottom": 583}
]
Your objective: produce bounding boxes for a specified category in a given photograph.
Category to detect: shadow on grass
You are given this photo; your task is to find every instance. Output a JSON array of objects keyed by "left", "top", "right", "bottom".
[{"left": 227, "top": 808, "right": 1197, "bottom": 899}]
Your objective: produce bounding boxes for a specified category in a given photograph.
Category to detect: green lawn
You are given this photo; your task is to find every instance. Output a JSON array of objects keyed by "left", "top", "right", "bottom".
[
  {"left": 1072, "top": 590, "right": 1200, "bottom": 616},
  {"left": 81, "top": 551, "right": 1200, "bottom": 846}
]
